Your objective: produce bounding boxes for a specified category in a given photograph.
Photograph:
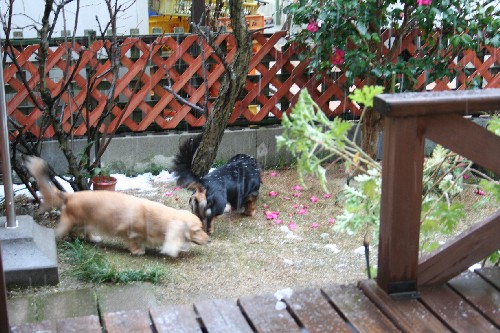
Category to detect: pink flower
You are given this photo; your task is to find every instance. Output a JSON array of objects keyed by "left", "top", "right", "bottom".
[
  {"left": 310, "top": 196, "right": 319, "bottom": 203},
  {"left": 323, "top": 193, "right": 331, "bottom": 199},
  {"left": 164, "top": 191, "right": 174, "bottom": 197},
  {"left": 474, "top": 189, "right": 485, "bottom": 196},
  {"left": 292, "top": 204, "right": 299, "bottom": 209},
  {"left": 307, "top": 20, "right": 319, "bottom": 33},
  {"left": 463, "top": 174, "right": 469, "bottom": 180},
  {"left": 328, "top": 218, "right": 336, "bottom": 224},
  {"left": 291, "top": 185, "right": 303, "bottom": 191},
  {"left": 297, "top": 208, "right": 308, "bottom": 215},
  {"left": 283, "top": 196, "right": 291, "bottom": 200},
  {"left": 173, "top": 186, "right": 182, "bottom": 191},
  {"left": 270, "top": 171, "right": 278, "bottom": 177},
  {"left": 275, "top": 219, "right": 283, "bottom": 225},
  {"left": 288, "top": 222, "right": 297, "bottom": 231},
  {"left": 311, "top": 223, "right": 319, "bottom": 229},
  {"left": 262, "top": 204, "right": 269, "bottom": 209},
  {"left": 417, "top": 0, "right": 432, "bottom": 5},
  {"left": 330, "top": 49, "right": 345, "bottom": 66},
  {"left": 265, "top": 210, "right": 280, "bottom": 220},
  {"left": 268, "top": 191, "right": 279, "bottom": 197},
  {"left": 292, "top": 192, "right": 302, "bottom": 197}
]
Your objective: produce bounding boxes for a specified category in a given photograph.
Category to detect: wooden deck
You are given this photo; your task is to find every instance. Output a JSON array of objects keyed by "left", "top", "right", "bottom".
[{"left": 10, "top": 267, "right": 499, "bottom": 333}]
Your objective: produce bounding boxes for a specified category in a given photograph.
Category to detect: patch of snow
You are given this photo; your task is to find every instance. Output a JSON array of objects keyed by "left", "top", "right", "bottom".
[
  {"left": 283, "top": 259, "right": 294, "bottom": 266},
  {"left": 354, "top": 246, "right": 366, "bottom": 255},
  {"left": 278, "top": 225, "right": 301, "bottom": 240},
  {"left": 113, "top": 173, "right": 154, "bottom": 191},
  {"left": 274, "top": 287, "right": 294, "bottom": 300},
  {"left": 1, "top": 171, "right": 173, "bottom": 200},
  {"left": 468, "top": 263, "right": 482, "bottom": 272},
  {"left": 324, "top": 244, "right": 340, "bottom": 253},
  {"left": 0, "top": 183, "right": 30, "bottom": 198},
  {"left": 320, "top": 233, "right": 330, "bottom": 239},
  {"left": 152, "top": 170, "right": 177, "bottom": 184},
  {"left": 275, "top": 301, "right": 287, "bottom": 311}
]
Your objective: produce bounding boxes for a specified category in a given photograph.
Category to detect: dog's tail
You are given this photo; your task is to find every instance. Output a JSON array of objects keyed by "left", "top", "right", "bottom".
[
  {"left": 172, "top": 134, "right": 203, "bottom": 187},
  {"left": 23, "top": 155, "right": 67, "bottom": 211}
]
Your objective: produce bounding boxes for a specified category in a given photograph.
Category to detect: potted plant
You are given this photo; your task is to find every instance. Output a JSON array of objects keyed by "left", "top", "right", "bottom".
[{"left": 90, "top": 167, "right": 117, "bottom": 191}]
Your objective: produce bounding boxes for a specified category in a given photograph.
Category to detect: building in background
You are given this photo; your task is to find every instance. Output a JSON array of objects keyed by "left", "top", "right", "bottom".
[
  {"left": 1, "top": 0, "right": 149, "bottom": 39},
  {"left": 0, "top": 0, "right": 282, "bottom": 39}
]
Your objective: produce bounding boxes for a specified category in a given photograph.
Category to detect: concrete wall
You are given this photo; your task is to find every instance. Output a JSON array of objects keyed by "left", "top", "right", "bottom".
[
  {"left": 36, "top": 116, "right": 492, "bottom": 175},
  {"left": 39, "top": 126, "right": 294, "bottom": 175}
]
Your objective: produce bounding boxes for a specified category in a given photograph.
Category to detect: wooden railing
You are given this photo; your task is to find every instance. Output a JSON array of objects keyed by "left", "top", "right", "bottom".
[
  {"left": 373, "top": 88, "right": 500, "bottom": 295},
  {"left": 3, "top": 31, "right": 500, "bottom": 139}
]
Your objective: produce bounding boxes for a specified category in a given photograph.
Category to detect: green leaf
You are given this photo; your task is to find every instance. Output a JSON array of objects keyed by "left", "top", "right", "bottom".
[
  {"left": 349, "top": 85, "right": 385, "bottom": 108},
  {"left": 460, "top": 33, "right": 473, "bottom": 45}
]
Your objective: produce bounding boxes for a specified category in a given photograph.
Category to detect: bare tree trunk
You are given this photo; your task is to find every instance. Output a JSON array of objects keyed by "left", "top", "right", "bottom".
[
  {"left": 191, "top": 0, "right": 205, "bottom": 31},
  {"left": 361, "top": 77, "right": 383, "bottom": 159},
  {"left": 361, "top": 108, "right": 382, "bottom": 159},
  {"left": 191, "top": 0, "right": 252, "bottom": 176}
]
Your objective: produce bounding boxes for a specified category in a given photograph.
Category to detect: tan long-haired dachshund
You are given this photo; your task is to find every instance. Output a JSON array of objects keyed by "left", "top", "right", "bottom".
[{"left": 24, "top": 155, "right": 209, "bottom": 257}]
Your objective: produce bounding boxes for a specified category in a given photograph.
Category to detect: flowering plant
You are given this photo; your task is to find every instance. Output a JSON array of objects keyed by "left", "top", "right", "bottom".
[
  {"left": 278, "top": 87, "right": 499, "bottom": 260},
  {"left": 284, "top": 0, "right": 499, "bottom": 89}
]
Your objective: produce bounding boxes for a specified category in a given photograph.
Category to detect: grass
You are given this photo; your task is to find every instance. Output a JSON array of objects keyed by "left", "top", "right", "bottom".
[{"left": 61, "top": 239, "right": 167, "bottom": 284}]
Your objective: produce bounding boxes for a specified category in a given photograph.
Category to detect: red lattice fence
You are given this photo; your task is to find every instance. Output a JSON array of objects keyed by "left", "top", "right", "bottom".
[{"left": 4, "top": 31, "right": 500, "bottom": 139}]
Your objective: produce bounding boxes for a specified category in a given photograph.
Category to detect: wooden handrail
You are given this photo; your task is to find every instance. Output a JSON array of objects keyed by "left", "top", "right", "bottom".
[
  {"left": 373, "top": 88, "right": 500, "bottom": 295},
  {"left": 373, "top": 89, "right": 500, "bottom": 117}
]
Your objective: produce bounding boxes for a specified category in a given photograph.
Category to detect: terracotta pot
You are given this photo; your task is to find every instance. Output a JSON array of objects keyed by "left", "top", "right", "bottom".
[{"left": 91, "top": 175, "right": 117, "bottom": 191}]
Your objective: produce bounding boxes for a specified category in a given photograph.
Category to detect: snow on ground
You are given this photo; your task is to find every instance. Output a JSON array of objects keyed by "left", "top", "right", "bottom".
[{"left": 0, "top": 170, "right": 177, "bottom": 200}]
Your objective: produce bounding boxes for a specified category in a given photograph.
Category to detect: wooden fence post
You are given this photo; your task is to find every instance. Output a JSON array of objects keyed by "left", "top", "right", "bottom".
[{"left": 377, "top": 115, "right": 425, "bottom": 296}]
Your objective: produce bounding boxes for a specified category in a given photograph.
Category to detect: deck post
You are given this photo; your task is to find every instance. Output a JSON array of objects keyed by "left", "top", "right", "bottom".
[{"left": 377, "top": 115, "right": 425, "bottom": 295}]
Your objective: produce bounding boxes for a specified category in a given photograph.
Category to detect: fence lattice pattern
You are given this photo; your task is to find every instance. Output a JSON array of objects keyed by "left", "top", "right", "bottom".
[{"left": 4, "top": 31, "right": 500, "bottom": 138}]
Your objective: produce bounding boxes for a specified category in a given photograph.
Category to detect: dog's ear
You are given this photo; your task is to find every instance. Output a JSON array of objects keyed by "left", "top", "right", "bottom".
[
  {"left": 191, "top": 185, "right": 207, "bottom": 211},
  {"left": 161, "top": 220, "right": 189, "bottom": 257},
  {"left": 183, "top": 221, "right": 191, "bottom": 242},
  {"left": 187, "top": 182, "right": 206, "bottom": 193}
]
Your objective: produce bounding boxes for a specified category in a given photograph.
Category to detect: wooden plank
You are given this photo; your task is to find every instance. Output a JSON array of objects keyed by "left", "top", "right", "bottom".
[
  {"left": 425, "top": 114, "right": 500, "bottom": 175},
  {"left": 286, "top": 288, "right": 350, "bottom": 333},
  {"left": 102, "top": 310, "right": 152, "bottom": 333},
  {"left": 418, "top": 210, "right": 500, "bottom": 286},
  {"left": 150, "top": 304, "right": 202, "bottom": 333},
  {"left": 56, "top": 315, "right": 102, "bottom": 333},
  {"left": 377, "top": 116, "right": 425, "bottom": 294},
  {"left": 419, "top": 284, "right": 497, "bottom": 332},
  {"left": 448, "top": 271, "right": 500, "bottom": 328},
  {"left": 373, "top": 88, "right": 500, "bottom": 117},
  {"left": 475, "top": 267, "right": 500, "bottom": 289},
  {"left": 10, "top": 321, "right": 52, "bottom": 333},
  {"left": 359, "top": 280, "right": 450, "bottom": 332},
  {"left": 322, "top": 284, "right": 399, "bottom": 333},
  {"left": 237, "top": 293, "right": 302, "bottom": 333},
  {"left": 194, "top": 299, "right": 253, "bottom": 333}
]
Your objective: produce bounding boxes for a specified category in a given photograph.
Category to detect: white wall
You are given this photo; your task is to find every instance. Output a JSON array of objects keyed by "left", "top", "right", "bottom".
[{"left": 1, "top": 0, "right": 149, "bottom": 39}]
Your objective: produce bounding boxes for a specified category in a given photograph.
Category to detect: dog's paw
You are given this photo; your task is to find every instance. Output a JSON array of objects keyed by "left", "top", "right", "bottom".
[
  {"left": 244, "top": 209, "right": 257, "bottom": 217},
  {"left": 130, "top": 248, "right": 146, "bottom": 255}
]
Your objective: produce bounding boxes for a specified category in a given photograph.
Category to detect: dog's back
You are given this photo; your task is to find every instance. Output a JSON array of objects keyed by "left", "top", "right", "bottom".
[{"left": 202, "top": 154, "right": 261, "bottom": 210}]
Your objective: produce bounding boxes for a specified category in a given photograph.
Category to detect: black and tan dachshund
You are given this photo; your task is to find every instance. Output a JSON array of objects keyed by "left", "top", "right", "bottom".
[{"left": 173, "top": 135, "right": 261, "bottom": 234}]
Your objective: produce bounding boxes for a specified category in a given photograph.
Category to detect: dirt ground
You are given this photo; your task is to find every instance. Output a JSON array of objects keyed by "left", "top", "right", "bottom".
[{"left": 6, "top": 166, "right": 497, "bottom": 305}]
